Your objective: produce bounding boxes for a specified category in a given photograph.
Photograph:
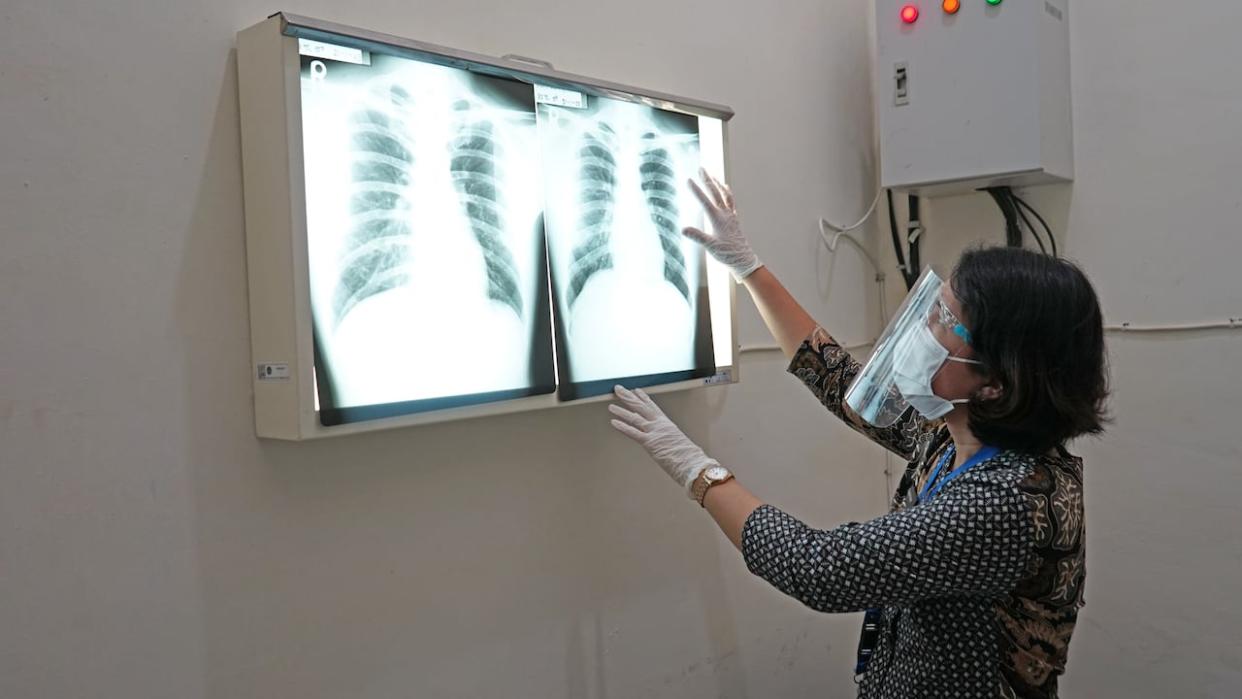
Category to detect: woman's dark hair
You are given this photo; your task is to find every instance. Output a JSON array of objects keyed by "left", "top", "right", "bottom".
[{"left": 951, "top": 246, "right": 1109, "bottom": 453}]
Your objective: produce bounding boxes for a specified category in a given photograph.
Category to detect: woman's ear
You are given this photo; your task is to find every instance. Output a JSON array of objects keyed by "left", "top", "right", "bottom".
[{"left": 976, "top": 379, "right": 1004, "bottom": 402}]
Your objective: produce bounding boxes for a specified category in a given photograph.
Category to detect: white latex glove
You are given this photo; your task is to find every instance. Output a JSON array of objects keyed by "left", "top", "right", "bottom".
[
  {"left": 609, "top": 386, "right": 719, "bottom": 497},
  {"left": 683, "top": 169, "right": 763, "bottom": 281}
]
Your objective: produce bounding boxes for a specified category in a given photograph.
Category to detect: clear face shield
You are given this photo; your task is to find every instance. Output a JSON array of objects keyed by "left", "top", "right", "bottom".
[{"left": 844, "top": 269, "right": 982, "bottom": 427}]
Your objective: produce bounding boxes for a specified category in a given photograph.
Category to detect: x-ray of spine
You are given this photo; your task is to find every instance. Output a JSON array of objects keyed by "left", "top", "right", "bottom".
[
  {"left": 539, "top": 97, "right": 714, "bottom": 391},
  {"left": 300, "top": 55, "right": 552, "bottom": 414}
]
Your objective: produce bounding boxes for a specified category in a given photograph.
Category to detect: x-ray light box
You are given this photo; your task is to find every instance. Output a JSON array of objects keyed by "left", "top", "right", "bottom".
[{"left": 237, "top": 13, "right": 739, "bottom": 440}]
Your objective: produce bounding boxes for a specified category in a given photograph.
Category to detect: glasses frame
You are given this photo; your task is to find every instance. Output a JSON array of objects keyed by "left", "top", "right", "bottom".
[{"left": 932, "top": 295, "right": 974, "bottom": 347}]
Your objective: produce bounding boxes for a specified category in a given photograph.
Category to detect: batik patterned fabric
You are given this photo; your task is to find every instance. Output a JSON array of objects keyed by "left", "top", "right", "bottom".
[{"left": 741, "top": 327, "right": 1085, "bottom": 698}]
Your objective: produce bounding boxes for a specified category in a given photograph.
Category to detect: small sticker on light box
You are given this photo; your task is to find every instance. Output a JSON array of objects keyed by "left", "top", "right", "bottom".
[
  {"left": 705, "top": 370, "right": 733, "bottom": 386},
  {"left": 257, "top": 363, "right": 291, "bottom": 382}
]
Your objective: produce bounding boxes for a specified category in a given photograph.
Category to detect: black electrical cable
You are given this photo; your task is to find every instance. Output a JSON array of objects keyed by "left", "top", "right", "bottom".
[
  {"left": 1012, "top": 194, "right": 1058, "bottom": 257},
  {"left": 1013, "top": 199, "right": 1048, "bottom": 255},
  {"left": 886, "top": 190, "right": 904, "bottom": 279},
  {"left": 985, "top": 186, "right": 1062, "bottom": 257},
  {"left": 887, "top": 189, "right": 916, "bottom": 290},
  {"left": 999, "top": 190, "right": 1020, "bottom": 247},
  {"left": 1002, "top": 190, "right": 1027, "bottom": 248},
  {"left": 984, "top": 187, "right": 1023, "bottom": 247},
  {"left": 983, "top": 185, "right": 1055, "bottom": 254},
  {"left": 907, "top": 194, "right": 922, "bottom": 282},
  {"left": 975, "top": 187, "right": 1063, "bottom": 257}
]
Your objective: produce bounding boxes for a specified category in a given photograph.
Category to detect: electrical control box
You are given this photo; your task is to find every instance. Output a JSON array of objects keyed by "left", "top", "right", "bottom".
[{"left": 875, "top": 0, "right": 1072, "bottom": 196}]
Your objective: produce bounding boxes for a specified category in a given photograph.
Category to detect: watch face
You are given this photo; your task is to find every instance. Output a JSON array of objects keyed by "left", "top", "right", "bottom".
[{"left": 706, "top": 466, "right": 729, "bottom": 481}]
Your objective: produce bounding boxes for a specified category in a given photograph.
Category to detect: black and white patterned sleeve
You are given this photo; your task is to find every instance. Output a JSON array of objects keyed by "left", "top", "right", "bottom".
[
  {"left": 741, "top": 473, "right": 1037, "bottom": 613},
  {"left": 787, "top": 327, "right": 932, "bottom": 461}
]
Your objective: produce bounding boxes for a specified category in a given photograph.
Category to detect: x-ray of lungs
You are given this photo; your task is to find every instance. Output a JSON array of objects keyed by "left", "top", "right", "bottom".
[
  {"left": 539, "top": 97, "right": 716, "bottom": 400},
  {"left": 300, "top": 55, "right": 555, "bottom": 423}
]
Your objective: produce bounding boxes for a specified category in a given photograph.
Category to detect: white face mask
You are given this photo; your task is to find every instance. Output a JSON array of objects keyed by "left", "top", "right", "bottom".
[{"left": 892, "top": 323, "right": 983, "bottom": 420}]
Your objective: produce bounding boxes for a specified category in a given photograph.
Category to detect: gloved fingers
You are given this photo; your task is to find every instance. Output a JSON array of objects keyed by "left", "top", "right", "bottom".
[
  {"left": 701, "top": 169, "right": 734, "bottom": 211},
  {"left": 616, "top": 384, "right": 655, "bottom": 419},
  {"left": 718, "top": 180, "right": 735, "bottom": 210},
  {"left": 613, "top": 384, "right": 641, "bottom": 408},
  {"left": 613, "top": 385, "right": 661, "bottom": 421},
  {"left": 632, "top": 388, "right": 665, "bottom": 417},
  {"left": 610, "top": 419, "right": 647, "bottom": 444},
  {"left": 688, "top": 177, "right": 726, "bottom": 216},
  {"left": 682, "top": 226, "right": 714, "bottom": 247},
  {"left": 607, "top": 402, "right": 648, "bottom": 431}
]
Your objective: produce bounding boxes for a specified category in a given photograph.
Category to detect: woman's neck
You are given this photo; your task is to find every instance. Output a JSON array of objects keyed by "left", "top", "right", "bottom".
[{"left": 945, "top": 410, "right": 983, "bottom": 467}]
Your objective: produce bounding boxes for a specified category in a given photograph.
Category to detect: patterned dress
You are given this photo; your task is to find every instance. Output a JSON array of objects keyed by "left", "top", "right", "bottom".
[{"left": 740, "top": 328, "right": 1086, "bottom": 698}]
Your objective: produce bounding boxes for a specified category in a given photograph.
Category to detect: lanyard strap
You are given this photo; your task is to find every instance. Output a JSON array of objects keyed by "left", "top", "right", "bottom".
[
  {"left": 918, "top": 444, "right": 1000, "bottom": 504},
  {"left": 855, "top": 442, "right": 1001, "bottom": 678},
  {"left": 854, "top": 607, "right": 884, "bottom": 680}
]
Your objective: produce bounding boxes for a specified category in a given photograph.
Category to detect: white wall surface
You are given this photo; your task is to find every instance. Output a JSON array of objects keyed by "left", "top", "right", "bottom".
[
  {"left": 3, "top": 1, "right": 1240, "bottom": 698},
  {"left": 0, "top": 2, "right": 887, "bottom": 697}
]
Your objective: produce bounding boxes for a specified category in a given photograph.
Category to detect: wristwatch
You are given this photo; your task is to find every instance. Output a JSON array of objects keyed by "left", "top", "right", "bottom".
[{"left": 690, "top": 465, "right": 734, "bottom": 506}]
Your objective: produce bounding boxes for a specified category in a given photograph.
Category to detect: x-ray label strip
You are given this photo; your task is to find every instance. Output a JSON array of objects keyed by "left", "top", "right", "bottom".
[
  {"left": 534, "top": 85, "right": 587, "bottom": 109},
  {"left": 298, "top": 38, "right": 372, "bottom": 66}
]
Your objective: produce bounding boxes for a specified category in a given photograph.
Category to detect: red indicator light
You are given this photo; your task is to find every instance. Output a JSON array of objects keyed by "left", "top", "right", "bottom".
[
  {"left": 943, "top": 0, "right": 960, "bottom": 14},
  {"left": 901, "top": 5, "right": 919, "bottom": 23}
]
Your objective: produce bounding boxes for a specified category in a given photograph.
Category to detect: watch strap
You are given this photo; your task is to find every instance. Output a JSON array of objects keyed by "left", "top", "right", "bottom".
[{"left": 692, "top": 467, "right": 733, "bottom": 506}]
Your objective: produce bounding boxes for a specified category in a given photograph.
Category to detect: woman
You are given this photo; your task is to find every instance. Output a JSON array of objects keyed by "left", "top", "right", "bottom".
[{"left": 609, "top": 172, "right": 1108, "bottom": 698}]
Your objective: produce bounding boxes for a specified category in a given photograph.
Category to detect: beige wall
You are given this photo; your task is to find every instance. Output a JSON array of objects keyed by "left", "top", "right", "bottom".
[
  {"left": 0, "top": 1, "right": 887, "bottom": 697},
  {"left": 2, "top": 1, "right": 1239, "bottom": 697}
]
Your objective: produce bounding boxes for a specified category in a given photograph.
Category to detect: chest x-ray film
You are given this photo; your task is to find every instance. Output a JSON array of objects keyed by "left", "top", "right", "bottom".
[
  {"left": 302, "top": 51, "right": 556, "bottom": 425},
  {"left": 539, "top": 97, "right": 716, "bottom": 400},
  {"left": 293, "top": 33, "right": 728, "bottom": 426}
]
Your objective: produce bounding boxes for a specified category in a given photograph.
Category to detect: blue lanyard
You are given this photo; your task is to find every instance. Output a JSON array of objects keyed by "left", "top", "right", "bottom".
[
  {"left": 859, "top": 441, "right": 1003, "bottom": 680},
  {"left": 856, "top": 442, "right": 1002, "bottom": 679},
  {"left": 918, "top": 444, "right": 1000, "bottom": 504}
]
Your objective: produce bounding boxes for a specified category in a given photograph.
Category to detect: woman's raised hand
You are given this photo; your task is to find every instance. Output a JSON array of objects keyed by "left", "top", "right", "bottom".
[{"left": 683, "top": 170, "right": 763, "bottom": 281}]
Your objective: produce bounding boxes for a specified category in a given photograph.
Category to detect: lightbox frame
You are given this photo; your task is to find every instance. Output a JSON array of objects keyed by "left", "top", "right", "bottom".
[{"left": 236, "top": 12, "right": 740, "bottom": 440}]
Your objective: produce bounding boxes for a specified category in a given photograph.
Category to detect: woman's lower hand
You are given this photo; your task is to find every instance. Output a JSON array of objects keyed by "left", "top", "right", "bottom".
[
  {"left": 609, "top": 385, "right": 718, "bottom": 497},
  {"left": 682, "top": 169, "right": 763, "bottom": 281}
]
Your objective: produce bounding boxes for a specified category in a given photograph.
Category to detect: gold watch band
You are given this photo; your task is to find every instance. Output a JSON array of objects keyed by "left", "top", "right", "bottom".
[{"left": 692, "top": 467, "right": 734, "bottom": 506}]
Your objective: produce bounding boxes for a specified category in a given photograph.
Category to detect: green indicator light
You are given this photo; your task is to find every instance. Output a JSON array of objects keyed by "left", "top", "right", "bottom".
[{"left": 987, "top": 0, "right": 1002, "bottom": 5}]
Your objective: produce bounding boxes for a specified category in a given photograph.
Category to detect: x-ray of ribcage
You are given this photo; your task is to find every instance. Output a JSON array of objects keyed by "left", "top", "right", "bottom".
[
  {"left": 540, "top": 98, "right": 712, "bottom": 389},
  {"left": 567, "top": 122, "right": 618, "bottom": 308},
  {"left": 450, "top": 101, "right": 524, "bottom": 317},
  {"left": 333, "top": 83, "right": 415, "bottom": 325},
  {"left": 640, "top": 131, "right": 690, "bottom": 302},
  {"left": 300, "top": 56, "right": 550, "bottom": 414}
]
